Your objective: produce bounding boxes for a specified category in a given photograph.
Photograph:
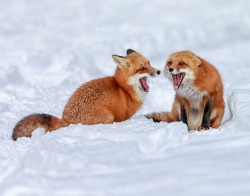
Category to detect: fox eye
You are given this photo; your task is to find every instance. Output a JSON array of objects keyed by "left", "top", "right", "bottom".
[
  {"left": 167, "top": 61, "right": 172, "bottom": 66},
  {"left": 138, "top": 67, "right": 146, "bottom": 71},
  {"left": 179, "top": 62, "right": 185, "bottom": 66}
]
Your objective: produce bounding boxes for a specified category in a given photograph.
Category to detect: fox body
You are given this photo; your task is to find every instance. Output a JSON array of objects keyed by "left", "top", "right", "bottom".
[
  {"left": 13, "top": 49, "right": 160, "bottom": 140},
  {"left": 147, "top": 51, "right": 224, "bottom": 130}
]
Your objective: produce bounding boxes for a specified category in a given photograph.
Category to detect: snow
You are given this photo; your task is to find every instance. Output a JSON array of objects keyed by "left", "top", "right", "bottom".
[{"left": 1, "top": 0, "right": 250, "bottom": 195}]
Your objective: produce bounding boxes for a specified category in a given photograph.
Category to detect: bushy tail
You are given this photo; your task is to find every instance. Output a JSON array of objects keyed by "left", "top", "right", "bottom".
[{"left": 12, "top": 113, "right": 69, "bottom": 140}]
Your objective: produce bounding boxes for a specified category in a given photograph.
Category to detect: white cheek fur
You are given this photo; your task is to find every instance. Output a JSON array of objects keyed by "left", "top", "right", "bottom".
[
  {"left": 180, "top": 69, "right": 194, "bottom": 81},
  {"left": 128, "top": 73, "right": 149, "bottom": 101}
]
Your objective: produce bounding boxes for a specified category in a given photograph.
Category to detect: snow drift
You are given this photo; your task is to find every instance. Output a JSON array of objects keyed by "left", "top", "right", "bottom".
[{"left": 0, "top": 0, "right": 250, "bottom": 195}]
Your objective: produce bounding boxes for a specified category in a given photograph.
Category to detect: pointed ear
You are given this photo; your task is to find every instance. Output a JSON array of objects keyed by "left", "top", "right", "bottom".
[
  {"left": 127, "top": 49, "right": 136, "bottom": 55},
  {"left": 194, "top": 56, "right": 202, "bottom": 67},
  {"left": 112, "top": 55, "right": 128, "bottom": 68}
]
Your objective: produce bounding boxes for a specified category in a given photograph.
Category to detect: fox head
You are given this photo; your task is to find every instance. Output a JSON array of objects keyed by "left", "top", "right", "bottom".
[
  {"left": 164, "top": 51, "right": 201, "bottom": 90},
  {"left": 112, "top": 49, "right": 160, "bottom": 100}
]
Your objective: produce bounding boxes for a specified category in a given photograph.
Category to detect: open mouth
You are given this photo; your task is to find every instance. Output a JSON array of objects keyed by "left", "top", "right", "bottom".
[
  {"left": 172, "top": 73, "right": 185, "bottom": 90},
  {"left": 139, "top": 77, "right": 149, "bottom": 92}
]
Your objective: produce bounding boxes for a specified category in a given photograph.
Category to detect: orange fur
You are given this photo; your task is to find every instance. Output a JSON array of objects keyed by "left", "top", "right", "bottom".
[
  {"left": 146, "top": 51, "right": 225, "bottom": 130},
  {"left": 12, "top": 49, "right": 160, "bottom": 140}
]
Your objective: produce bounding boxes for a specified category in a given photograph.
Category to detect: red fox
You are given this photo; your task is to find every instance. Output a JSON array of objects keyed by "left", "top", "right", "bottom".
[
  {"left": 13, "top": 49, "right": 160, "bottom": 140},
  {"left": 146, "top": 51, "right": 224, "bottom": 131}
]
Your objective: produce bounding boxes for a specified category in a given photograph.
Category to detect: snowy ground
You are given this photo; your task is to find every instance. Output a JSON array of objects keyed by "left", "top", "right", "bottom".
[{"left": 1, "top": 0, "right": 250, "bottom": 195}]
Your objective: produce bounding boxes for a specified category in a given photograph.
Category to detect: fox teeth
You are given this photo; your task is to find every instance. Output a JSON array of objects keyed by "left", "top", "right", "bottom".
[{"left": 171, "top": 73, "right": 185, "bottom": 90}]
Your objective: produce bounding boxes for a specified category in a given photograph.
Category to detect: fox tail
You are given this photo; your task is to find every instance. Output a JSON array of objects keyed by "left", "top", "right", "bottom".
[{"left": 12, "top": 113, "right": 69, "bottom": 140}]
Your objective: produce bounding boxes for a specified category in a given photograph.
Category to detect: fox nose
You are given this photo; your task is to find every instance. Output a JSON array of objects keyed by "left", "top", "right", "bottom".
[
  {"left": 156, "top": 70, "right": 161, "bottom": 75},
  {"left": 169, "top": 68, "right": 174, "bottom": 72}
]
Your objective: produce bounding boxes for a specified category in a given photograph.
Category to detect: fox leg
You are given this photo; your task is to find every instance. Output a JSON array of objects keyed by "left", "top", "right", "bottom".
[
  {"left": 146, "top": 112, "right": 170, "bottom": 122},
  {"left": 83, "top": 110, "right": 114, "bottom": 125},
  {"left": 95, "top": 113, "right": 114, "bottom": 124},
  {"left": 210, "top": 116, "right": 223, "bottom": 128},
  {"left": 146, "top": 102, "right": 179, "bottom": 123},
  {"left": 209, "top": 98, "right": 225, "bottom": 129},
  {"left": 180, "top": 104, "right": 187, "bottom": 124},
  {"left": 210, "top": 108, "right": 224, "bottom": 129},
  {"left": 198, "top": 101, "right": 212, "bottom": 130}
]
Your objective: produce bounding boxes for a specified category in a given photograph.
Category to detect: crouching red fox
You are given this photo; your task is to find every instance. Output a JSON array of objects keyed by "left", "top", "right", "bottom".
[
  {"left": 146, "top": 51, "right": 225, "bottom": 131},
  {"left": 13, "top": 49, "right": 160, "bottom": 140}
]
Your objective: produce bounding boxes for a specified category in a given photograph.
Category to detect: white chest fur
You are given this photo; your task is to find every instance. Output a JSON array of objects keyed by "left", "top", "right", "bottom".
[
  {"left": 177, "top": 79, "right": 205, "bottom": 100},
  {"left": 177, "top": 79, "right": 207, "bottom": 130}
]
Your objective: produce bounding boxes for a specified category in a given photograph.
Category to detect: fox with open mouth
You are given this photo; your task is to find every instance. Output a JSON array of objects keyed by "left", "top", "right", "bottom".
[
  {"left": 146, "top": 51, "right": 225, "bottom": 131},
  {"left": 12, "top": 49, "right": 160, "bottom": 140}
]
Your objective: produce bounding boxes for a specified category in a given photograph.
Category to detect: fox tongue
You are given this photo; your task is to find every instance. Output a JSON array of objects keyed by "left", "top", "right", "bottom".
[
  {"left": 139, "top": 77, "right": 149, "bottom": 92},
  {"left": 173, "top": 74, "right": 182, "bottom": 90}
]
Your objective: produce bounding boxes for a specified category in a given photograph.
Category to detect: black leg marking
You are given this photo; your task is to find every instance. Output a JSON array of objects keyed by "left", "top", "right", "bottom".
[
  {"left": 201, "top": 100, "right": 212, "bottom": 128},
  {"left": 181, "top": 104, "right": 187, "bottom": 124}
]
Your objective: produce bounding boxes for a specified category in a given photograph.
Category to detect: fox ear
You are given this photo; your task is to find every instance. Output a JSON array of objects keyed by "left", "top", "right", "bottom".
[
  {"left": 194, "top": 56, "right": 201, "bottom": 67},
  {"left": 112, "top": 55, "right": 128, "bottom": 68},
  {"left": 127, "top": 49, "right": 136, "bottom": 55}
]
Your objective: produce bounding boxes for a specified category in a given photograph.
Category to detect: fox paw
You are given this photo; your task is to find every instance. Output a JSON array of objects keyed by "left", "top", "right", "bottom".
[
  {"left": 145, "top": 114, "right": 160, "bottom": 123},
  {"left": 152, "top": 118, "right": 161, "bottom": 123},
  {"left": 198, "top": 125, "right": 210, "bottom": 131}
]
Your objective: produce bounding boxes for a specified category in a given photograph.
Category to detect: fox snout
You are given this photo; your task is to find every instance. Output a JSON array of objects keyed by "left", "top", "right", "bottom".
[{"left": 150, "top": 69, "right": 161, "bottom": 77}]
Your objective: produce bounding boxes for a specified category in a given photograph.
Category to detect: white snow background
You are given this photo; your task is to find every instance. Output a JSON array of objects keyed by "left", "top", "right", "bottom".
[{"left": 0, "top": 0, "right": 250, "bottom": 195}]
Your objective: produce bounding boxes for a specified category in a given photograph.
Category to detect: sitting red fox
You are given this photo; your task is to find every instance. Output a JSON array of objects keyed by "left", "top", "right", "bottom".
[
  {"left": 13, "top": 49, "right": 160, "bottom": 140},
  {"left": 146, "top": 51, "right": 224, "bottom": 131}
]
